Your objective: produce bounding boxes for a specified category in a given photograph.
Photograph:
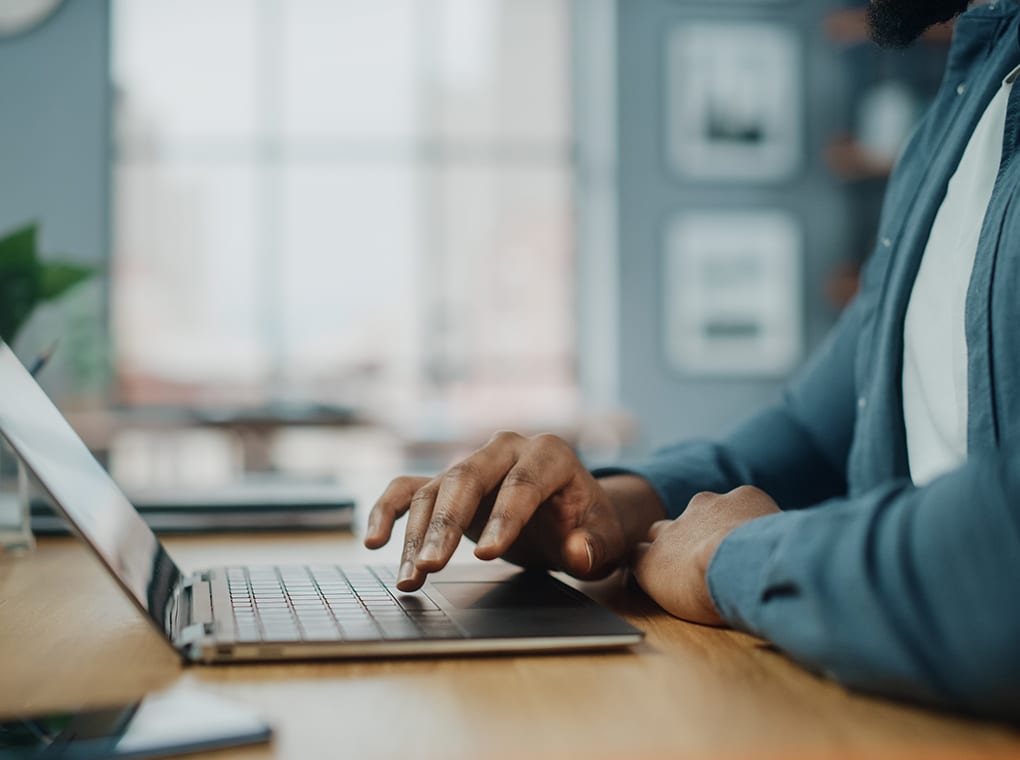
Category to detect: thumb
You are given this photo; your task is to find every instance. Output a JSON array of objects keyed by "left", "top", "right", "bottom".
[
  {"left": 562, "top": 503, "right": 626, "bottom": 579},
  {"left": 562, "top": 529, "right": 597, "bottom": 577}
]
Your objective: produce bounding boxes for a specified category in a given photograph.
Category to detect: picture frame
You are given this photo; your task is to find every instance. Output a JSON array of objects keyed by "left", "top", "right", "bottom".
[
  {"left": 666, "top": 22, "right": 803, "bottom": 182},
  {"left": 663, "top": 211, "right": 802, "bottom": 376}
]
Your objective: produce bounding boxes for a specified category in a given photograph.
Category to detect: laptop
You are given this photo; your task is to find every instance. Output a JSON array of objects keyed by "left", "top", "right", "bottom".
[
  {"left": 32, "top": 478, "right": 356, "bottom": 534},
  {"left": 0, "top": 342, "right": 643, "bottom": 662}
]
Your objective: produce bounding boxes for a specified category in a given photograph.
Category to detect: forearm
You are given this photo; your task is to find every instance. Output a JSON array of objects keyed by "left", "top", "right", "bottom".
[
  {"left": 595, "top": 405, "right": 847, "bottom": 520},
  {"left": 597, "top": 291, "right": 866, "bottom": 519},
  {"left": 707, "top": 448, "right": 1020, "bottom": 720}
]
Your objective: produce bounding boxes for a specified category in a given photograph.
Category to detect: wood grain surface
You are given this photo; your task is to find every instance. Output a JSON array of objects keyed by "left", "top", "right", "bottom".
[{"left": 1, "top": 535, "right": 1017, "bottom": 760}]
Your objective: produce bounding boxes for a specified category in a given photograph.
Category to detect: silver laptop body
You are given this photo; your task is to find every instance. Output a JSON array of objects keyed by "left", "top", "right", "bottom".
[{"left": 0, "top": 343, "right": 643, "bottom": 662}]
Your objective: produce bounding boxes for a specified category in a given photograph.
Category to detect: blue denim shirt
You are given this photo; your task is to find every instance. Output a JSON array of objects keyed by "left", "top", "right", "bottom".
[{"left": 604, "top": 3, "right": 1020, "bottom": 720}]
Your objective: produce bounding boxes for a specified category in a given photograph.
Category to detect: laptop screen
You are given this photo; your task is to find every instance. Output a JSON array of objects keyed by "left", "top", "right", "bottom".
[{"left": 0, "top": 343, "right": 181, "bottom": 640}]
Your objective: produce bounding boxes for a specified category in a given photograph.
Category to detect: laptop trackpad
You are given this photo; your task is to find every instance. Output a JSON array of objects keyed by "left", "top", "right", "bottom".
[{"left": 429, "top": 577, "right": 585, "bottom": 610}]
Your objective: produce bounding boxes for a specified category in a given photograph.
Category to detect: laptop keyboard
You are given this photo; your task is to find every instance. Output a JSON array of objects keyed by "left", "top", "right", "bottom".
[{"left": 224, "top": 565, "right": 464, "bottom": 643}]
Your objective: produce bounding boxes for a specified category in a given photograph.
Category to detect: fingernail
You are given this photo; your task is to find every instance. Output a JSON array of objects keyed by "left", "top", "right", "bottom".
[
  {"left": 584, "top": 540, "right": 594, "bottom": 573},
  {"left": 417, "top": 543, "right": 441, "bottom": 564},
  {"left": 397, "top": 560, "right": 415, "bottom": 584},
  {"left": 477, "top": 519, "right": 502, "bottom": 550}
]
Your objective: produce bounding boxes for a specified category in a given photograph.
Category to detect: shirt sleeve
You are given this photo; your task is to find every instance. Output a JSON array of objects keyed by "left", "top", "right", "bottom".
[
  {"left": 707, "top": 443, "right": 1020, "bottom": 721},
  {"left": 594, "top": 291, "right": 864, "bottom": 518}
]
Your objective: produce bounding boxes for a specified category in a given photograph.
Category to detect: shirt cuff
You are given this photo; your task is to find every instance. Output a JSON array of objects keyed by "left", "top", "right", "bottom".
[
  {"left": 705, "top": 510, "right": 805, "bottom": 636},
  {"left": 591, "top": 440, "right": 742, "bottom": 519}
]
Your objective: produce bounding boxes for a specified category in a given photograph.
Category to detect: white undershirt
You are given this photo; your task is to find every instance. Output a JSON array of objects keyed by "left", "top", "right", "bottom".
[{"left": 902, "top": 66, "right": 1020, "bottom": 486}]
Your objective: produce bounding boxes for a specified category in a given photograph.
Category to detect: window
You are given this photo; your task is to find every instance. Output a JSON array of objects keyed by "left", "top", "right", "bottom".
[{"left": 111, "top": 0, "right": 577, "bottom": 431}]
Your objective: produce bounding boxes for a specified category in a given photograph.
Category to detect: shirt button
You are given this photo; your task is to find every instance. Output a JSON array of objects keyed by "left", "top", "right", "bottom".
[
  {"left": 957, "top": 83, "right": 967, "bottom": 95},
  {"left": 858, "top": 397, "right": 867, "bottom": 411},
  {"left": 881, "top": 237, "right": 891, "bottom": 248}
]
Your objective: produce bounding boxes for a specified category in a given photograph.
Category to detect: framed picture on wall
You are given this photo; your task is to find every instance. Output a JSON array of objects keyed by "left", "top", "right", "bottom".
[
  {"left": 663, "top": 211, "right": 802, "bottom": 376},
  {"left": 666, "top": 22, "right": 802, "bottom": 182}
]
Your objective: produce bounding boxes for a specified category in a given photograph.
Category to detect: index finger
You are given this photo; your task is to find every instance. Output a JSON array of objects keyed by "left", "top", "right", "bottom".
[
  {"left": 473, "top": 435, "right": 582, "bottom": 560},
  {"left": 414, "top": 441, "right": 519, "bottom": 572}
]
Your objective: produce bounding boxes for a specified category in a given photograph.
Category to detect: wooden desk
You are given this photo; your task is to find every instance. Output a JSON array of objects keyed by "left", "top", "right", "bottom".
[{"left": 1, "top": 535, "right": 1018, "bottom": 760}]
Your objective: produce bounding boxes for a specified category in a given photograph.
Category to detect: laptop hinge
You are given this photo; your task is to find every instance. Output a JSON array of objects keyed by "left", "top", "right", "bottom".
[
  {"left": 181, "top": 570, "right": 211, "bottom": 589},
  {"left": 178, "top": 622, "right": 215, "bottom": 648},
  {"left": 188, "top": 576, "right": 214, "bottom": 626},
  {"left": 169, "top": 572, "right": 214, "bottom": 644},
  {"left": 166, "top": 580, "right": 188, "bottom": 640}
]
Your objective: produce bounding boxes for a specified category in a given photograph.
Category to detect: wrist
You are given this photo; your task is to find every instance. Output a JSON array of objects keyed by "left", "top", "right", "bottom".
[
  {"left": 597, "top": 475, "right": 667, "bottom": 549},
  {"left": 696, "top": 529, "right": 732, "bottom": 588}
]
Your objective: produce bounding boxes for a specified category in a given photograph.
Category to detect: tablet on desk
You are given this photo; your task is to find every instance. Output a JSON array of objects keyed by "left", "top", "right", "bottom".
[{"left": 0, "top": 685, "right": 272, "bottom": 759}]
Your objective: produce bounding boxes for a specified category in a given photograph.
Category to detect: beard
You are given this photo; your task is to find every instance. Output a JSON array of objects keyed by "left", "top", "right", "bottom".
[{"left": 867, "top": 0, "right": 972, "bottom": 48}]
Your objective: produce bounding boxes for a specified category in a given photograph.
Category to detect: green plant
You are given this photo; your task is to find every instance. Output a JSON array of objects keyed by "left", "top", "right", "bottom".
[{"left": 0, "top": 223, "right": 93, "bottom": 344}]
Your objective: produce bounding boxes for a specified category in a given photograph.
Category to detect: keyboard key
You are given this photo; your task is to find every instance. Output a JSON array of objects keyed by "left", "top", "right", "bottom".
[
  {"left": 359, "top": 600, "right": 396, "bottom": 608},
  {"left": 333, "top": 613, "right": 372, "bottom": 624},
  {"left": 296, "top": 616, "right": 335, "bottom": 626},
  {"left": 301, "top": 625, "right": 341, "bottom": 638},
  {"left": 264, "top": 632, "right": 302, "bottom": 642},
  {"left": 393, "top": 594, "right": 439, "bottom": 612},
  {"left": 261, "top": 628, "right": 297, "bottom": 640},
  {"left": 371, "top": 612, "right": 408, "bottom": 623},
  {"left": 379, "top": 623, "right": 424, "bottom": 640},
  {"left": 328, "top": 607, "right": 363, "bottom": 616},
  {"left": 339, "top": 624, "right": 381, "bottom": 641},
  {"left": 262, "top": 620, "right": 298, "bottom": 630},
  {"left": 300, "top": 623, "right": 336, "bottom": 633}
]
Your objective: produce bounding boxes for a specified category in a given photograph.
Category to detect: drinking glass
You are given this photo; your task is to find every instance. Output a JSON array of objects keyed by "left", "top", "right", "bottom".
[{"left": 0, "top": 436, "right": 34, "bottom": 554}]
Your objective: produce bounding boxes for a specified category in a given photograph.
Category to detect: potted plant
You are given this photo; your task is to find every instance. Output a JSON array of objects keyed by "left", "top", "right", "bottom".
[
  {"left": 0, "top": 222, "right": 93, "bottom": 553},
  {"left": 0, "top": 223, "right": 93, "bottom": 346}
]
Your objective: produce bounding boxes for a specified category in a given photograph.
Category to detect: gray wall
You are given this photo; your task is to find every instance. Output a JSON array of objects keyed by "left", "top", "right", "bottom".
[
  {"left": 0, "top": 0, "right": 111, "bottom": 393},
  {"left": 0, "top": 0, "right": 110, "bottom": 266},
  {"left": 614, "top": 0, "right": 851, "bottom": 451}
]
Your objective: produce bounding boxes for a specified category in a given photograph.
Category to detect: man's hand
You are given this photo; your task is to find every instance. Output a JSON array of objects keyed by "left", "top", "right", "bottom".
[
  {"left": 632, "top": 486, "right": 780, "bottom": 626},
  {"left": 364, "top": 431, "right": 665, "bottom": 591}
]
